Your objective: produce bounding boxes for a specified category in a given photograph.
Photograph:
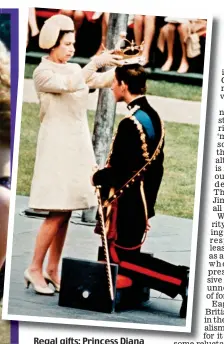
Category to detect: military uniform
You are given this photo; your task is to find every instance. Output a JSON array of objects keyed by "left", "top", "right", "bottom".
[{"left": 93, "top": 96, "right": 189, "bottom": 314}]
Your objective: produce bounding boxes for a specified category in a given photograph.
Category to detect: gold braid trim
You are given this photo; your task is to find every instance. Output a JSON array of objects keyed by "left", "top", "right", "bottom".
[
  {"left": 103, "top": 111, "right": 165, "bottom": 208},
  {"left": 100, "top": 107, "right": 164, "bottom": 252},
  {"left": 113, "top": 180, "right": 149, "bottom": 251},
  {"left": 140, "top": 180, "right": 148, "bottom": 226},
  {"left": 129, "top": 115, "right": 150, "bottom": 162},
  {"left": 106, "top": 105, "right": 140, "bottom": 166}
]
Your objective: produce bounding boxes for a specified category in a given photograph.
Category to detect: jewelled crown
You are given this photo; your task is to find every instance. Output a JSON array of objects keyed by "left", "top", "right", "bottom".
[
  {"left": 113, "top": 38, "right": 146, "bottom": 66},
  {"left": 102, "top": 35, "right": 146, "bottom": 66}
]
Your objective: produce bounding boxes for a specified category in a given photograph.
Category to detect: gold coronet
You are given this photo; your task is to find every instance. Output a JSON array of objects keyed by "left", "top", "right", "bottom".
[
  {"left": 113, "top": 38, "right": 144, "bottom": 59},
  {"left": 102, "top": 37, "right": 146, "bottom": 65}
]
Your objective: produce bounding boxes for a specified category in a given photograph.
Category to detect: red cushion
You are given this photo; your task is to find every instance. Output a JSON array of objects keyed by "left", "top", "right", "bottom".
[
  {"left": 98, "top": 261, "right": 133, "bottom": 288},
  {"left": 116, "top": 274, "right": 133, "bottom": 289}
]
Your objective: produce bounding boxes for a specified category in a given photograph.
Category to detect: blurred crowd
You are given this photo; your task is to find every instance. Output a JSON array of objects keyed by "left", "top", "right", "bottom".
[{"left": 27, "top": 9, "right": 207, "bottom": 74}]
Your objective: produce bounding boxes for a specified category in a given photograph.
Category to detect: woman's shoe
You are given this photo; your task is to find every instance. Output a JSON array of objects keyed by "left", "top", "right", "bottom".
[
  {"left": 43, "top": 271, "right": 60, "bottom": 292},
  {"left": 24, "top": 269, "right": 55, "bottom": 295}
]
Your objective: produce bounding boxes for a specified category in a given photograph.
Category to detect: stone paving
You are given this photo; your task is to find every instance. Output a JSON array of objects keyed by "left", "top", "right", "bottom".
[
  {"left": 1, "top": 77, "right": 200, "bottom": 333},
  {"left": 5, "top": 195, "right": 193, "bottom": 330},
  {"left": 23, "top": 79, "right": 201, "bottom": 125}
]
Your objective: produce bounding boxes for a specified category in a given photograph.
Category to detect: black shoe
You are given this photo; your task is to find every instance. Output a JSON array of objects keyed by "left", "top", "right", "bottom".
[
  {"left": 179, "top": 268, "right": 189, "bottom": 318},
  {"left": 0, "top": 262, "right": 5, "bottom": 300}
]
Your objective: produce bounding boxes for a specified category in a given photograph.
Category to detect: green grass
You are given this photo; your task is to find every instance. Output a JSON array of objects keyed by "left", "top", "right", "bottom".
[
  {"left": 24, "top": 64, "right": 36, "bottom": 79},
  {"left": 17, "top": 103, "right": 199, "bottom": 219},
  {"left": 155, "top": 122, "right": 199, "bottom": 218},
  {"left": 146, "top": 80, "right": 202, "bottom": 101},
  {"left": 25, "top": 64, "right": 202, "bottom": 102}
]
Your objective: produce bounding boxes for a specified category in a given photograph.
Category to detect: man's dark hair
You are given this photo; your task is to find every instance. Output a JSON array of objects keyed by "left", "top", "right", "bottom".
[
  {"left": 115, "top": 64, "right": 147, "bottom": 95},
  {"left": 45, "top": 30, "right": 74, "bottom": 53}
]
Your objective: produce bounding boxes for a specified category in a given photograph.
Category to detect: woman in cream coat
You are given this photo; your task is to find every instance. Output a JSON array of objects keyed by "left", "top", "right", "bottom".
[{"left": 24, "top": 14, "right": 122, "bottom": 295}]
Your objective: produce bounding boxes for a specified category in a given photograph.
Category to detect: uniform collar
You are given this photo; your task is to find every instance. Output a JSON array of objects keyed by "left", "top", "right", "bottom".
[{"left": 127, "top": 95, "right": 145, "bottom": 110}]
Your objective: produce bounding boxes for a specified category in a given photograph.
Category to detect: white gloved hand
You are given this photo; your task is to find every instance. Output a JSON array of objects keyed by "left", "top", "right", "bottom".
[{"left": 91, "top": 52, "right": 124, "bottom": 69}]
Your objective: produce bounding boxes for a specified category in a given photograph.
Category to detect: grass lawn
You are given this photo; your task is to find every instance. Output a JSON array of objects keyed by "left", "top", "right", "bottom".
[
  {"left": 25, "top": 64, "right": 202, "bottom": 102},
  {"left": 17, "top": 103, "right": 199, "bottom": 219},
  {"left": 146, "top": 80, "right": 202, "bottom": 101}
]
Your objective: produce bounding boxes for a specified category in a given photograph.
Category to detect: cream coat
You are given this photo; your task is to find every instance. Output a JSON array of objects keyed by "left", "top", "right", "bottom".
[{"left": 29, "top": 56, "right": 114, "bottom": 211}]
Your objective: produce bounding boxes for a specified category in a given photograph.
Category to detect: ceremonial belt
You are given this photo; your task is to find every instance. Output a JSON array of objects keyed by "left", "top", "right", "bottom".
[
  {"left": 106, "top": 112, "right": 165, "bottom": 263},
  {"left": 95, "top": 109, "right": 165, "bottom": 271},
  {"left": 103, "top": 111, "right": 165, "bottom": 209}
]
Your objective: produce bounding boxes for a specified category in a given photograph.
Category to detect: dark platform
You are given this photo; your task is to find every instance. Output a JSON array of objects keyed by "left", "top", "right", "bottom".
[
  {"left": 59, "top": 257, "right": 118, "bottom": 313},
  {"left": 59, "top": 248, "right": 153, "bottom": 314}
]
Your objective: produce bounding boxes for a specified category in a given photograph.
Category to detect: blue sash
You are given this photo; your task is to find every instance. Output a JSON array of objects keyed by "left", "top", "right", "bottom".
[{"left": 135, "top": 110, "right": 155, "bottom": 139}]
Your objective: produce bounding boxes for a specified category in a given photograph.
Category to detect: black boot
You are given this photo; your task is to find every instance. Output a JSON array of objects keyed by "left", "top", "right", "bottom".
[
  {"left": 0, "top": 262, "right": 5, "bottom": 301},
  {"left": 179, "top": 268, "right": 189, "bottom": 318}
]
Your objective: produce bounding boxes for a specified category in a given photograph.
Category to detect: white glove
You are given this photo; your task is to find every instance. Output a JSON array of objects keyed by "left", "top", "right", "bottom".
[{"left": 91, "top": 52, "right": 124, "bottom": 69}]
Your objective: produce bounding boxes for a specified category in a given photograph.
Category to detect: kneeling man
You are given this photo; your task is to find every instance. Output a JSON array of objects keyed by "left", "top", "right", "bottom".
[{"left": 92, "top": 64, "right": 189, "bottom": 318}]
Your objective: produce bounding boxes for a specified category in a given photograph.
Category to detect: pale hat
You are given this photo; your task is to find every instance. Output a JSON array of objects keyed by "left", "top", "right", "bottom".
[{"left": 39, "top": 14, "right": 75, "bottom": 49}]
